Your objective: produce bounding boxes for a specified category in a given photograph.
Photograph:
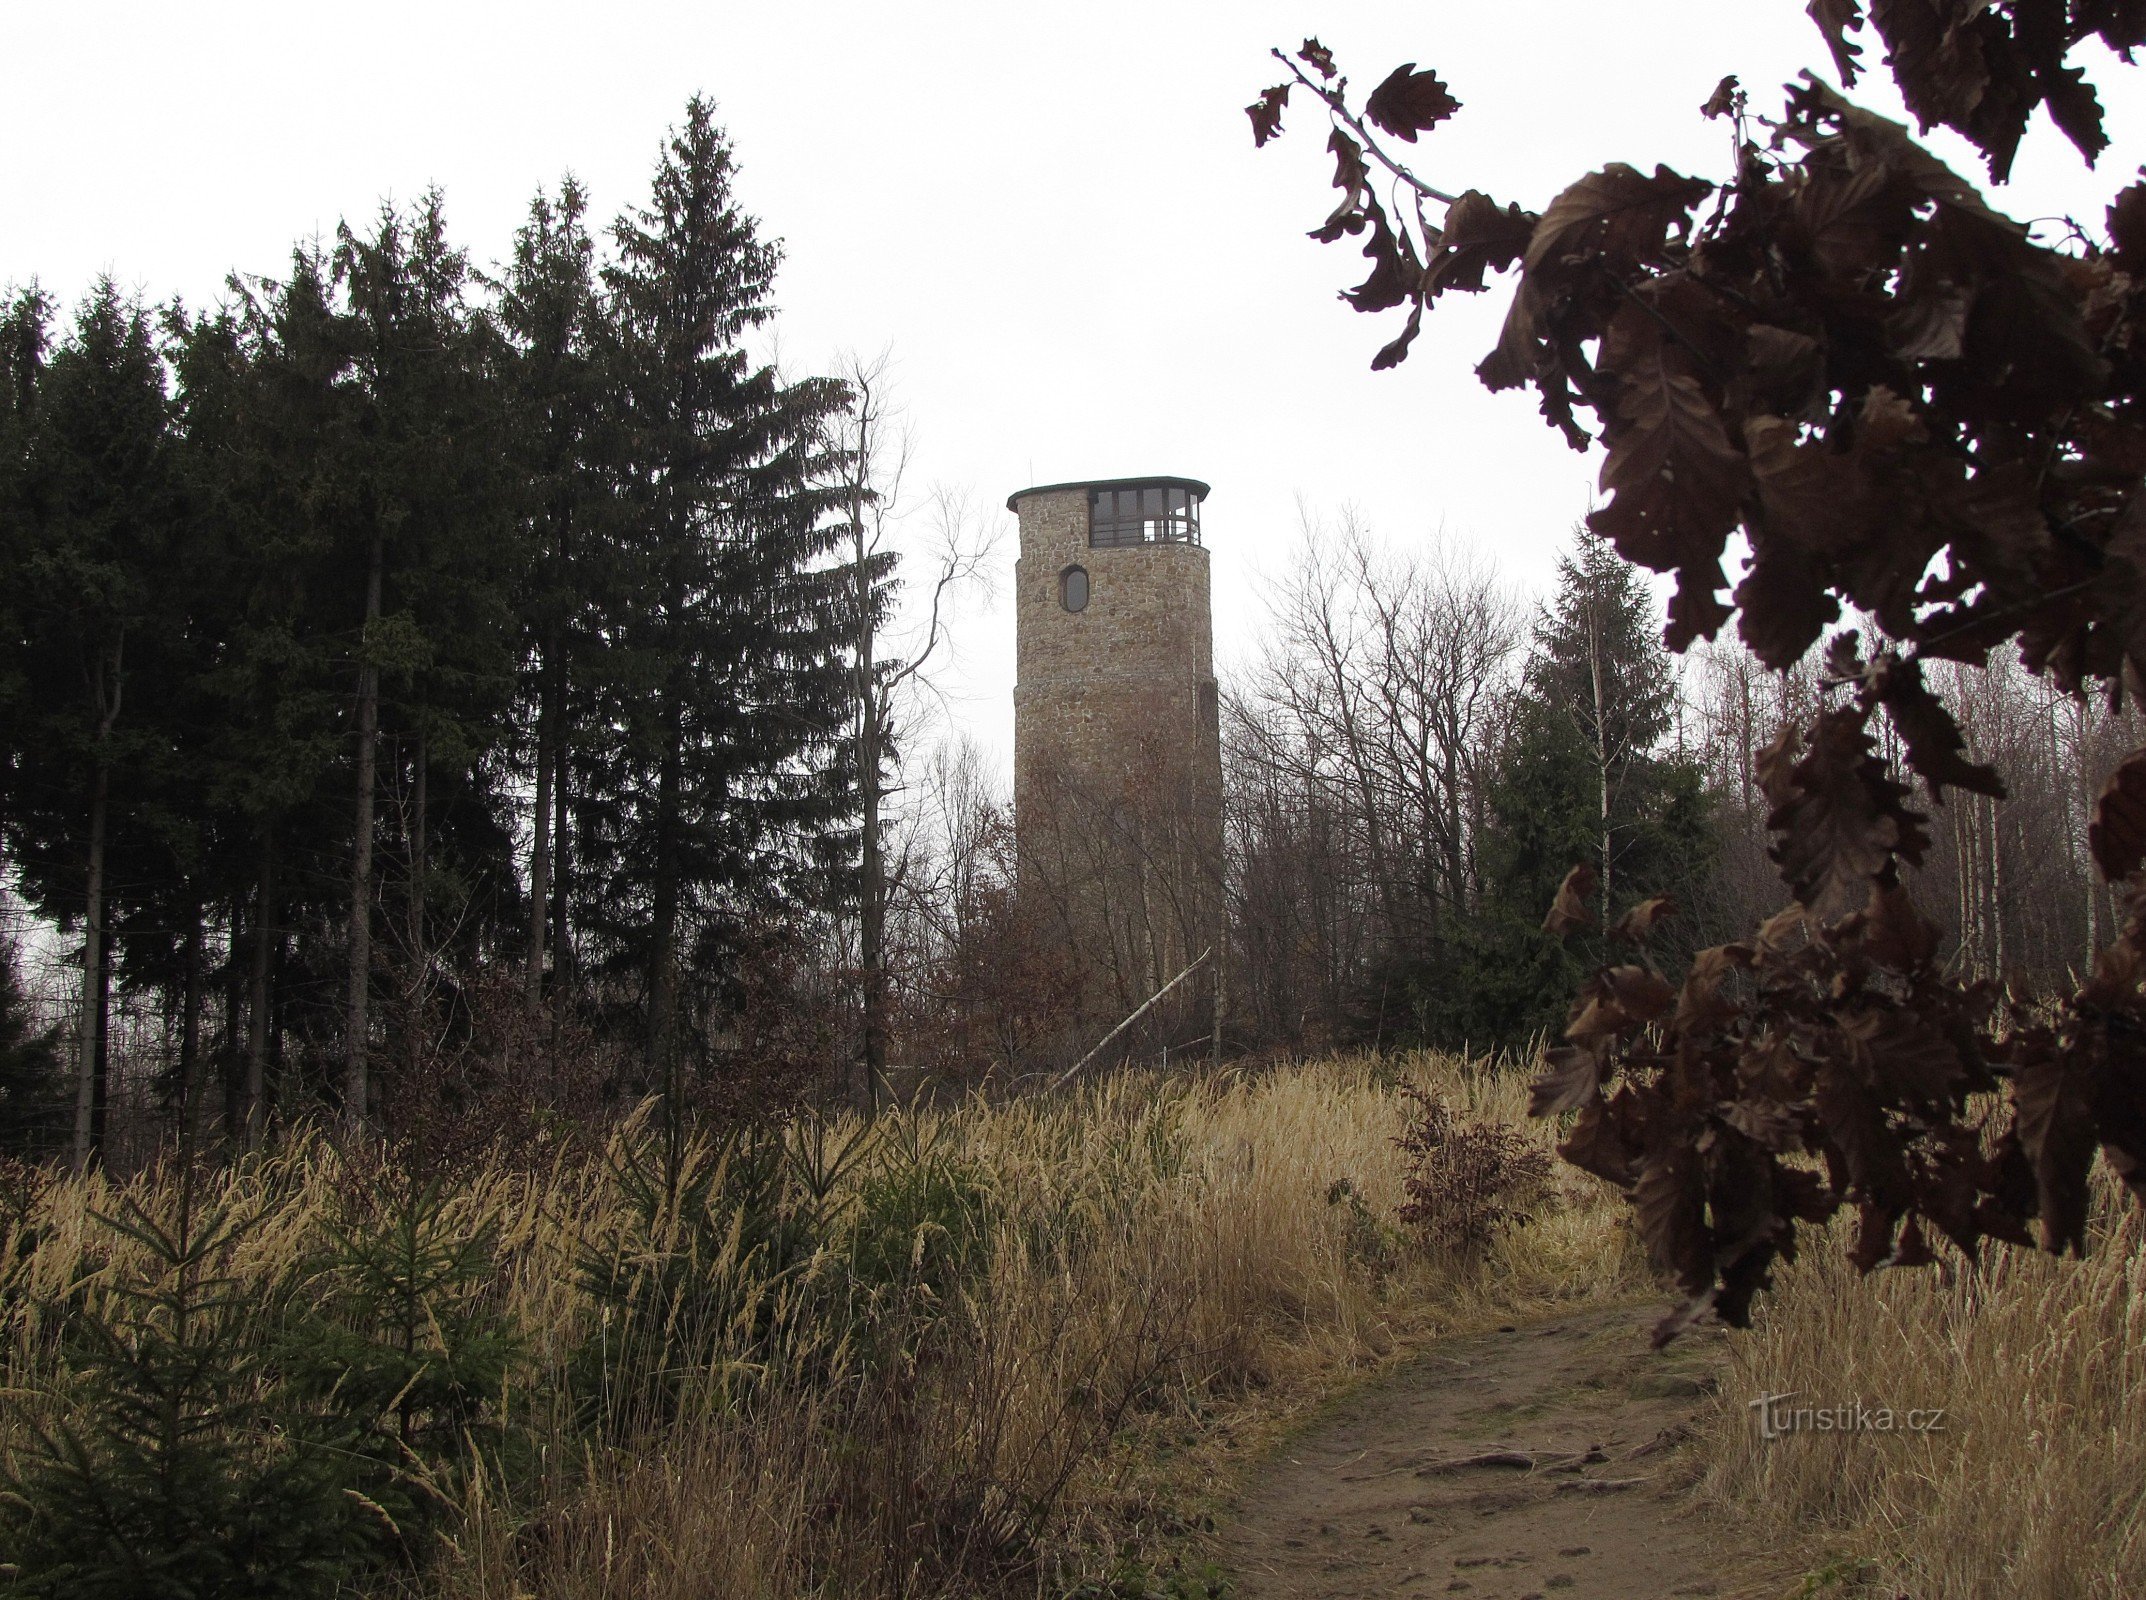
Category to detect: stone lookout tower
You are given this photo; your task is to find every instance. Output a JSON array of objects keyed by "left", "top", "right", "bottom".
[{"left": 1009, "top": 476, "right": 1224, "bottom": 1030}]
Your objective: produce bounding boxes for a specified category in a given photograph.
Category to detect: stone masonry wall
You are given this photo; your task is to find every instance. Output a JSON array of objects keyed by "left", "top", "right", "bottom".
[{"left": 1011, "top": 485, "right": 1224, "bottom": 1012}]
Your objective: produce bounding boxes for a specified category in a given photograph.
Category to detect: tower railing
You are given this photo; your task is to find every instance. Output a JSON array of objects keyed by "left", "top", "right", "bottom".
[{"left": 1089, "top": 483, "right": 1202, "bottom": 547}]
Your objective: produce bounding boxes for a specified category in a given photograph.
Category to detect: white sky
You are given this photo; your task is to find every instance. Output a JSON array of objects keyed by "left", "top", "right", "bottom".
[{"left": 5, "top": 1, "right": 2137, "bottom": 780}]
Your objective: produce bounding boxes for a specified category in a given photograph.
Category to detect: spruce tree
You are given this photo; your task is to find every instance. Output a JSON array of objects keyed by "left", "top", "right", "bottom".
[
  {"left": 588, "top": 97, "right": 855, "bottom": 1103},
  {"left": 1401, "top": 529, "right": 1715, "bottom": 1050},
  {"left": 1521, "top": 527, "right": 1681, "bottom": 922},
  {"left": 184, "top": 251, "right": 358, "bottom": 1144},
  {"left": 498, "top": 178, "right": 608, "bottom": 1026},
  {"left": 0, "top": 1182, "right": 377, "bottom": 1597},
  {"left": 0, "top": 940, "right": 66, "bottom": 1158},
  {"left": 0, "top": 286, "right": 55, "bottom": 876},
  {"left": 3, "top": 282, "right": 176, "bottom": 1169},
  {"left": 331, "top": 195, "right": 520, "bottom": 1135}
]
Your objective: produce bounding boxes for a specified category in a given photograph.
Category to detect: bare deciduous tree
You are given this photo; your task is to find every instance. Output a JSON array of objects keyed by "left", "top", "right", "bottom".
[
  {"left": 1226, "top": 509, "right": 1521, "bottom": 1045},
  {"left": 834, "top": 352, "right": 996, "bottom": 1107}
]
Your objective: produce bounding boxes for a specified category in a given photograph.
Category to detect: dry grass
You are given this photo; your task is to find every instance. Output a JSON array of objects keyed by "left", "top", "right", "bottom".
[
  {"left": 1694, "top": 1190, "right": 2146, "bottom": 1597},
  {"left": 0, "top": 1051, "right": 1647, "bottom": 1598}
]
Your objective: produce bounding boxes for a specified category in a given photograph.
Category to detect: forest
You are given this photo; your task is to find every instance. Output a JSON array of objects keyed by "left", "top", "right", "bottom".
[{"left": 1, "top": 99, "right": 875, "bottom": 1167}]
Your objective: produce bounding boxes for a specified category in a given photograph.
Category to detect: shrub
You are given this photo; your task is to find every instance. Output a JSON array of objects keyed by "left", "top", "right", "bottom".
[{"left": 1392, "top": 1085, "right": 1549, "bottom": 1255}]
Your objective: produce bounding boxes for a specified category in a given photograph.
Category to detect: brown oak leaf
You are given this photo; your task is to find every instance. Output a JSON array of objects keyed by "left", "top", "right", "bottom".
[
  {"left": 1561, "top": 1093, "right": 1639, "bottom": 1188},
  {"left": 1247, "top": 83, "right": 1290, "bottom": 148},
  {"left": 1765, "top": 703, "right": 1925, "bottom": 916},
  {"left": 1525, "top": 164, "right": 1713, "bottom": 276},
  {"left": 2090, "top": 747, "right": 2146, "bottom": 881},
  {"left": 1867, "top": 653, "right": 2004, "bottom": 800},
  {"left": 1565, "top": 965, "right": 1677, "bottom": 1044},
  {"left": 1612, "top": 894, "right": 1677, "bottom": 943},
  {"left": 1590, "top": 352, "right": 1750, "bottom": 591},
  {"left": 1543, "top": 861, "right": 1597, "bottom": 936},
  {"left": 1806, "top": 0, "right": 1867, "bottom": 85},
  {"left": 1363, "top": 62, "right": 1459, "bottom": 142},
  {"left": 1634, "top": 1147, "right": 1713, "bottom": 1299},
  {"left": 1530, "top": 1044, "right": 1604, "bottom": 1117},
  {"left": 2012, "top": 1052, "right": 2098, "bottom": 1254},
  {"left": 1425, "top": 190, "right": 1536, "bottom": 297}
]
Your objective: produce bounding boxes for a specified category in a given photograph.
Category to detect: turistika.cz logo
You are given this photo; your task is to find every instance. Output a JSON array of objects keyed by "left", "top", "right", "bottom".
[{"left": 1747, "top": 1391, "right": 1947, "bottom": 1441}]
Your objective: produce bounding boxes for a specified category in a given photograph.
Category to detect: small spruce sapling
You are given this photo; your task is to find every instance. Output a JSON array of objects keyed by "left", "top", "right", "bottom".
[
  {"left": 0, "top": 1174, "right": 375, "bottom": 1599},
  {"left": 281, "top": 1166, "right": 521, "bottom": 1565}
]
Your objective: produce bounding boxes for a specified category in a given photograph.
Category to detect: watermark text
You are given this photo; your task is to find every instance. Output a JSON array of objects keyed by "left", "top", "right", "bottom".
[{"left": 1747, "top": 1391, "right": 1947, "bottom": 1441}]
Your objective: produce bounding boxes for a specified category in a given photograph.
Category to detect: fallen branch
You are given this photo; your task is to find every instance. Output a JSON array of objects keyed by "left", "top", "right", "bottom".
[
  {"left": 1044, "top": 949, "right": 1212, "bottom": 1094},
  {"left": 1403, "top": 1445, "right": 1607, "bottom": 1478}
]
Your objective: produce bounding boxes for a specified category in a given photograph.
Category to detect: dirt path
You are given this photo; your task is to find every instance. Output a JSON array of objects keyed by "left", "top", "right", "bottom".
[{"left": 1220, "top": 1307, "right": 1774, "bottom": 1600}]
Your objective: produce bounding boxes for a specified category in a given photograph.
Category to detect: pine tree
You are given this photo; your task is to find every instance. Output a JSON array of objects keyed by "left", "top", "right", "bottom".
[{"left": 587, "top": 98, "right": 856, "bottom": 1106}]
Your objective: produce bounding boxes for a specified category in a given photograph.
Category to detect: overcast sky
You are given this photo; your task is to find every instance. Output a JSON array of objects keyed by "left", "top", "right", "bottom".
[{"left": 6, "top": 2, "right": 2136, "bottom": 776}]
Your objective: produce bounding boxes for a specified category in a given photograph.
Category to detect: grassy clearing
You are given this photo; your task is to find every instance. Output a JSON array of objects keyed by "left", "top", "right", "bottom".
[
  {"left": 0, "top": 1051, "right": 1645, "bottom": 1598},
  {"left": 1694, "top": 1189, "right": 2146, "bottom": 1598}
]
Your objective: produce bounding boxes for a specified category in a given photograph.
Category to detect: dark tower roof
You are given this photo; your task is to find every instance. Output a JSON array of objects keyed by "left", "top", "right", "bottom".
[{"left": 1004, "top": 474, "right": 1210, "bottom": 513}]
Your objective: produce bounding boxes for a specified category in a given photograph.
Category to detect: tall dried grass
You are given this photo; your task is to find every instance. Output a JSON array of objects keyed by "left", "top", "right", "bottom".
[
  {"left": 1695, "top": 1191, "right": 2146, "bottom": 1597},
  {"left": 0, "top": 1052, "right": 1645, "bottom": 1598}
]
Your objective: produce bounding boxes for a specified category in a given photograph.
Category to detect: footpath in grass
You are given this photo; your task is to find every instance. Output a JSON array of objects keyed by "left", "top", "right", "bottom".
[{"left": 1215, "top": 1304, "right": 1782, "bottom": 1600}]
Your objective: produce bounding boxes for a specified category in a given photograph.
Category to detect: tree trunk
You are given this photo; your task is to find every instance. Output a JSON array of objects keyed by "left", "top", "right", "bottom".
[
  {"left": 247, "top": 829, "right": 275, "bottom": 1150},
  {"left": 177, "top": 905, "right": 203, "bottom": 1140},
  {"left": 2077, "top": 696, "right": 2099, "bottom": 966},
  {"left": 1738, "top": 663, "right": 1755, "bottom": 814},
  {"left": 221, "top": 898, "right": 244, "bottom": 1142},
  {"left": 647, "top": 686, "right": 683, "bottom": 1109},
  {"left": 860, "top": 702, "right": 886, "bottom": 1110},
  {"left": 92, "top": 933, "right": 111, "bottom": 1159},
  {"left": 1588, "top": 591, "right": 1612, "bottom": 928},
  {"left": 552, "top": 729, "right": 572, "bottom": 1046},
  {"left": 404, "top": 725, "right": 430, "bottom": 1095},
  {"left": 1982, "top": 789, "right": 2000, "bottom": 965},
  {"left": 408, "top": 723, "right": 428, "bottom": 975},
  {"left": 72, "top": 639, "right": 117, "bottom": 1173},
  {"left": 527, "top": 636, "right": 558, "bottom": 1015},
  {"left": 342, "top": 528, "right": 384, "bottom": 1139},
  {"left": 855, "top": 480, "right": 886, "bottom": 1110},
  {"left": 72, "top": 758, "right": 107, "bottom": 1172}
]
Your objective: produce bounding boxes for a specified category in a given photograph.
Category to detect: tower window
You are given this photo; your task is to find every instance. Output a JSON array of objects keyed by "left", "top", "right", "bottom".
[
  {"left": 1090, "top": 483, "right": 1200, "bottom": 547},
  {"left": 1061, "top": 565, "right": 1090, "bottom": 612}
]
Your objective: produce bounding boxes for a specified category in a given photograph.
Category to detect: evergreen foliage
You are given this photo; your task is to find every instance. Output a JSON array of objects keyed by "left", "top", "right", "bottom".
[
  {"left": 1523, "top": 530, "right": 1673, "bottom": 769},
  {"left": 584, "top": 97, "right": 855, "bottom": 1100},
  {"left": 0, "top": 96, "right": 864, "bottom": 1148},
  {"left": 0, "top": 1184, "right": 377, "bottom": 1598},
  {"left": 282, "top": 1170, "right": 521, "bottom": 1561},
  {"left": 1385, "top": 530, "right": 1715, "bottom": 1049},
  {"left": 0, "top": 946, "right": 65, "bottom": 1158}
]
